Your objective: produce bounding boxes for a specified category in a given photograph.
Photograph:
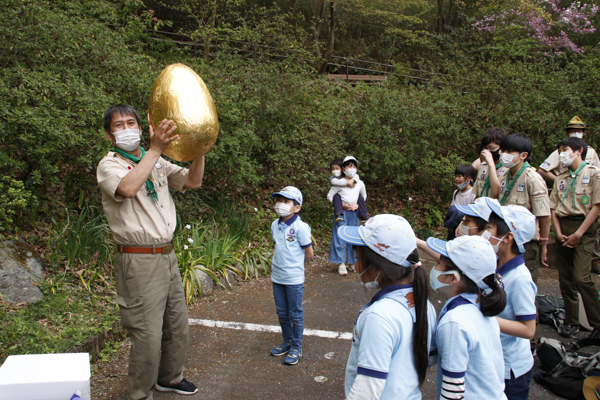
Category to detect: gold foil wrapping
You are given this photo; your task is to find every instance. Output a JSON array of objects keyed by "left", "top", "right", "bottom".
[{"left": 148, "top": 63, "right": 219, "bottom": 162}]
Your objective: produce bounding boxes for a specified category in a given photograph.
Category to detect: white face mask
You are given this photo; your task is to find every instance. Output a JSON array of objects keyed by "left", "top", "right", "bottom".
[
  {"left": 500, "top": 152, "right": 519, "bottom": 168},
  {"left": 460, "top": 224, "right": 478, "bottom": 237},
  {"left": 113, "top": 128, "right": 141, "bottom": 151},
  {"left": 481, "top": 230, "right": 506, "bottom": 254},
  {"left": 345, "top": 168, "right": 357, "bottom": 178},
  {"left": 274, "top": 203, "right": 293, "bottom": 217},
  {"left": 332, "top": 170, "right": 341, "bottom": 177},
  {"left": 359, "top": 266, "right": 380, "bottom": 290},
  {"left": 569, "top": 132, "right": 584, "bottom": 139},
  {"left": 429, "top": 267, "right": 460, "bottom": 292},
  {"left": 559, "top": 151, "right": 576, "bottom": 167},
  {"left": 457, "top": 180, "right": 469, "bottom": 190}
]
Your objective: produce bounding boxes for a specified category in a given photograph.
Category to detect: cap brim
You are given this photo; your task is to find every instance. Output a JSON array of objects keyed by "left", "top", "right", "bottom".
[
  {"left": 426, "top": 237, "right": 449, "bottom": 257},
  {"left": 271, "top": 192, "right": 296, "bottom": 201},
  {"left": 454, "top": 204, "right": 477, "bottom": 217},
  {"left": 337, "top": 226, "right": 366, "bottom": 246},
  {"left": 486, "top": 198, "right": 503, "bottom": 218}
]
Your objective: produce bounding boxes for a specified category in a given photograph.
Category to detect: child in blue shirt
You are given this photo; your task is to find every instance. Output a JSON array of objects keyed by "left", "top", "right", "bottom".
[
  {"left": 426, "top": 235, "right": 507, "bottom": 400},
  {"left": 269, "top": 186, "right": 314, "bottom": 365},
  {"left": 484, "top": 199, "right": 537, "bottom": 400},
  {"left": 338, "top": 214, "right": 437, "bottom": 399}
]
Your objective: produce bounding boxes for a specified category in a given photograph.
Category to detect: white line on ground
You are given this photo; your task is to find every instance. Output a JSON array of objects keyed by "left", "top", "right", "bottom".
[{"left": 189, "top": 319, "right": 353, "bottom": 340}]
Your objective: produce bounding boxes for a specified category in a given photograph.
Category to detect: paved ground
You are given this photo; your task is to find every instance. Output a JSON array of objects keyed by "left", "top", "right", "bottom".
[{"left": 91, "top": 249, "right": 596, "bottom": 399}]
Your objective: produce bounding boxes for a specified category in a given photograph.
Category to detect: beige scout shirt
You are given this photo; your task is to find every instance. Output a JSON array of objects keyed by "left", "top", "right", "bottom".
[
  {"left": 540, "top": 147, "right": 600, "bottom": 176},
  {"left": 472, "top": 162, "right": 509, "bottom": 198},
  {"left": 97, "top": 151, "right": 189, "bottom": 245},
  {"left": 499, "top": 167, "right": 550, "bottom": 240},
  {"left": 549, "top": 164, "right": 600, "bottom": 218}
]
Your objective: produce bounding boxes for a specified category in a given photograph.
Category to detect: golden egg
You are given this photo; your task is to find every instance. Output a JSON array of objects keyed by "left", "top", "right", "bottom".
[{"left": 147, "top": 63, "right": 219, "bottom": 162}]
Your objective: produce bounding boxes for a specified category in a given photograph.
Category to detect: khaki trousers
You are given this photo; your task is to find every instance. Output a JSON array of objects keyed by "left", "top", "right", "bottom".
[
  {"left": 115, "top": 251, "right": 189, "bottom": 400},
  {"left": 524, "top": 240, "right": 540, "bottom": 284},
  {"left": 555, "top": 219, "right": 600, "bottom": 328}
]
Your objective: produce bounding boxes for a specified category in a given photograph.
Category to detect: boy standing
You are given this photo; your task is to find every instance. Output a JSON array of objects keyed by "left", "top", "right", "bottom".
[
  {"left": 549, "top": 138, "right": 600, "bottom": 338},
  {"left": 270, "top": 186, "right": 314, "bottom": 365},
  {"left": 472, "top": 127, "right": 509, "bottom": 199},
  {"left": 497, "top": 133, "right": 551, "bottom": 284}
]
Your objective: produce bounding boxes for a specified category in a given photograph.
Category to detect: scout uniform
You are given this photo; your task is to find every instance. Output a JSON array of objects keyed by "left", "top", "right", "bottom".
[
  {"left": 472, "top": 162, "right": 509, "bottom": 198},
  {"left": 97, "top": 150, "right": 190, "bottom": 400},
  {"left": 549, "top": 162, "right": 600, "bottom": 330},
  {"left": 498, "top": 164, "right": 550, "bottom": 283}
]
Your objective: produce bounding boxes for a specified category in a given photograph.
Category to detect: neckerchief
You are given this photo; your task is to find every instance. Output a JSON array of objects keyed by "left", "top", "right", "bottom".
[
  {"left": 559, "top": 161, "right": 588, "bottom": 211},
  {"left": 112, "top": 147, "right": 158, "bottom": 203},
  {"left": 500, "top": 162, "right": 530, "bottom": 205},
  {"left": 481, "top": 162, "right": 503, "bottom": 197}
]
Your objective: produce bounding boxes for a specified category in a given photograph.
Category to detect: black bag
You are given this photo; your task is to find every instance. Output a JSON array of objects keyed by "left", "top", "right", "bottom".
[
  {"left": 538, "top": 295, "right": 565, "bottom": 328},
  {"left": 535, "top": 337, "right": 600, "bottom": 399}
]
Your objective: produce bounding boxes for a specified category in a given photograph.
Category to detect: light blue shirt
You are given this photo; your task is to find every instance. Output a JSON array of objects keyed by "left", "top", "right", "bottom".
[
  {"left": 270, "top": 214, "right": 312, "bottom": 285},
  {"left": 436, "top": 293, "right": 507, "bottom": 400},
  {"left": 345, "top": 285, "right": 437, "bottom": 400},
  {"left": 497, "top": 254, "right": 537, "bottom": 379}
]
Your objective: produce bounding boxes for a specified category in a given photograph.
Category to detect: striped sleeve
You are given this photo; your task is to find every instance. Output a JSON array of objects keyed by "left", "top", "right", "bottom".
[{"left": 441, "top": 371, "right": 465, "bottom": 400}]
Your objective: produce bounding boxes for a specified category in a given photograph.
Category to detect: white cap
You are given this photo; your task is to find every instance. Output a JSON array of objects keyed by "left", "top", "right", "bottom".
[
  {"left": 337, "top": 214, "right": 416, "bottom": 267},
  {"left": 426, "top": 235, "right": 497, "bottom": 291},
  {"left": 486, "top": 199, "right": 536, "bottom": 253},
  {"left": 271, "top": 186, "right": 303, "bottom": 206},
  {"left": 343, "top": 156, "right": 358, "bottom": 166},
  {"left": 454, "top": 197, "right": 498, "bottom": 222}
]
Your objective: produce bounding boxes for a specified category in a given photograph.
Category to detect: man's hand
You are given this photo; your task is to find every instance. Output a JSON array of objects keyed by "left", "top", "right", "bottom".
[
  {"left": 346, "top": 180, "right": 356, "bottom": 188},
  {"left": 149, "top": 119, "right": 179, "bottom": 153},
  {"left": 480, "top": 149, "right": 495, "bottom": 165},
  {"left": 342, "top": 202, "right": 358, "bottom": 211},
  {"left": 563, "top": 231, "right": 583, "bottom": 248}
]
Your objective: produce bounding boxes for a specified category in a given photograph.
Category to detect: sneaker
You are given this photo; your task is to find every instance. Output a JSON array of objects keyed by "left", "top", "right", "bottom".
[
  {"left": 338, "top": 263, "right": 348, "bottom": 276},
  {"left": 155, "top": 379, "right": 198, "bottom": 395},
  {"left": 270, "top": 342, "right": 291, "bottom": 356},
  {"left": 335, "top": 214, "right": 344, "bottom": 223},
  {"left": 559, "top": 324, "right": 580, "bottom": 338},
  {"left": 359, "top": 216, "right": 370, "bottom": 224},
  {"left": 588, "top": 328, "right": 600, "bottom": 339},
  {"left": 347, "top": 264, "right": 355, "bottom": 272},
  {"left": 592, "top": 259, "right": 600, "bottom": 274},
  {"left": 284, "top": 347, "right": 302, "bottom": 365}
]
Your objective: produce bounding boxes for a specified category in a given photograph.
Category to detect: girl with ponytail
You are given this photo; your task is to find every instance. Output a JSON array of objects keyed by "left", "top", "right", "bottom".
[
  {"left": 426, "top": 235, "right": 507, "bottom": 400},
  {"left": 338, "top": 214, "right": 436, "bottom": 399}
]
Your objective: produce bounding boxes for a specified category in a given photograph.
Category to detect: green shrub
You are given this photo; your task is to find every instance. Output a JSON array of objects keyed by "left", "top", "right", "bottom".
[{"left": 0, "top": 177, "right": 37, "bottom": 235}]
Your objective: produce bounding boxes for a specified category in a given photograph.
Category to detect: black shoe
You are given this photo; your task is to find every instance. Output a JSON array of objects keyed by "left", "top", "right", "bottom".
[
  {"left": 559, "top": 324, "right": 580, "bottom": 338},
  {"left": 335, "top": 214, "right": 344, "bottom": 223},
  {"left": 588, "top": 328, "right": 600, "bottom": 339},
  {"left": 156, "top": 379, "right": 199, "bottom": 395}
]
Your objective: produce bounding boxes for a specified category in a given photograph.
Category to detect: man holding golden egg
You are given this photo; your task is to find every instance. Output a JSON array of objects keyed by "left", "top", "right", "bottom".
[{"left": 97, "top": 103, "right": 204, "bottom": 399}]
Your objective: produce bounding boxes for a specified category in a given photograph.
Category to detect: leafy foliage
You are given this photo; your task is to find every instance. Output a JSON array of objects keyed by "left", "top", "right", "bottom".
[{"left": 0, "top": 177, "right": 37, "bottom": 236}]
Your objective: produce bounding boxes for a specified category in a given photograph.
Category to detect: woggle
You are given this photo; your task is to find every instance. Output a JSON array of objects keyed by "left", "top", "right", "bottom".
[{"left": 148, "top": 63, "right": 219, "bottom": 162}]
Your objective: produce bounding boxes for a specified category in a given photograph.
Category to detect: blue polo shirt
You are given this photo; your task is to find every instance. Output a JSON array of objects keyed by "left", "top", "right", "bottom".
[
  {"left": 496, "top": 254, "right": 537, "bottom": 379},
  {"left": 270, "top": 214, "right": 312, "bottom": 285},
  {"left": 345, "top": 285, "right": 437, "bottom": 400},
  {"left": 437, "top": 293, "right": 507, "bottom": 400}
]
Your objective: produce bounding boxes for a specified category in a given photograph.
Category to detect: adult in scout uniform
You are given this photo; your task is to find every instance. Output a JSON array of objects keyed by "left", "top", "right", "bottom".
[
  {"left": 497, "top": 133, "right": 551, "bottom": 284},
  {"left": 97, "top": 104, "right": 205, "bottom": 399},
  {"left": 472, "top": 127, "right": 509, "bottom": 199},
  {"left": 549, "top": 137, "right": 600, "bottom": 339},
  {"left": 539, "top": 116, "right": 600, "bottom": 185}
]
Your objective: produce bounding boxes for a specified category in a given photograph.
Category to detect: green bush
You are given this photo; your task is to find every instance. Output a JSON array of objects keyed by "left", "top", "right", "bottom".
[{"left": 0, "top": 177, "right": 37, "bottom": 235}]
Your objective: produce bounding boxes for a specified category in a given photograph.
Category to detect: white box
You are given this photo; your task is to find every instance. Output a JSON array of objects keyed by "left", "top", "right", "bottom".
[{"left": 0, "top": 353, "right": 91, "bottom": 400}]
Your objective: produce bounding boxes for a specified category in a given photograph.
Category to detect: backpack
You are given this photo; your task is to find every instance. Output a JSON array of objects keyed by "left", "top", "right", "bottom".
[
  {"left": 535, "top": 337, "right": 600, "bottom": 400},
  {"left": 537, "top": 295, "right": 565, "bottom": 328}
]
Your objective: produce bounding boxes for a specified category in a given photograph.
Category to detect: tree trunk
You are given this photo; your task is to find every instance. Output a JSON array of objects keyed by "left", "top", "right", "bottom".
[
  {"left": 204, "top": 0, "right": 217, "bottom": 62},
  {"left": 312, "top": 0, "right": 326, "bottom": 72},
  {"left": 289, "top": 0, "right": 297, "bottom": 16},
  {"left": 318, "top": 2, "right": 335, "bottom": 74},
  {"left": 437, "top": 0, "right": 446, "bottom": 33},
  {"left": 447, "top": 0, "right": 454, "bottom": 31}
]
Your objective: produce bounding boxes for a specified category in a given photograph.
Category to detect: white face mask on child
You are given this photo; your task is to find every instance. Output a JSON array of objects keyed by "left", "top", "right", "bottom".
[
  {"left": 332, "top": 170, "right": 341, "bottom": 177},
  {"left": 345, "top": 168, "right": 357, "bottom": 178},
  {"left": 559, "top": 151, "right": 576, "bottom": 167},
  {"left": 274, "top": 203, "right": 293, "bottom": 217}
]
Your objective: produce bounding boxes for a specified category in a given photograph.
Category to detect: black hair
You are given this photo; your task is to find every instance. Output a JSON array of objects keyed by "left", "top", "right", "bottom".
[
  {"left": 359, "top": 246, "right": 429, "bottom": 386},
  {"left": 343, "top": 159, "right": 358, "bottom": 168},
  {"left": 440, "top": 255, "right": 507, "bottom": 317},
  {"left": 465, "top": 215, "right": 488, "bottom": 233},
  {"left": 500, "top": 133, "right": 533, "bottom": 164},
  {"left": 481, "top": 127, "right": 508, "bottom": 147},
  {"left": 103, "top": 104, "right": 142, "bottom": 133},
  {"left": 274, "top": 195, "right": 300, "bottom": 207},
  {"left": 455, "top": 164, "right": 476, "bottom": 181},
  {"left": 488, "top": 213, "right": 521, "bottom": 255},
  {"left": 558, "top": 137, "right": 588, "bottom": 161},
  {"left": 330, "top": 159, "right": 344, "bottom": 169}
]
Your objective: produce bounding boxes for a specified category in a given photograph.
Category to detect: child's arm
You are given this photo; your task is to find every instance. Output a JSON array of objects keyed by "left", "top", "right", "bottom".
[
  {"left": 495, "top": 318, "right": 536, "bottom": 339},
  {"left": 330, "top": 176, "right": 349, "bottom": 187},
  {"left": 563, "top": 203, "right": 600, "bottom": 248},
  {"left": 304, "top": 245, "right": 314, "bottom": 261},
  {"left": 347, "top": 375, "right": 385, "bottom": 400},
  {"left": 417, "top": 238, "right": 441, "bottom": 261},
  {"left": 326, "top": 186, "right": 339, "bottom": 203},
  {"left": 359, "top": 181, "right": 367, "bottom": 201}
]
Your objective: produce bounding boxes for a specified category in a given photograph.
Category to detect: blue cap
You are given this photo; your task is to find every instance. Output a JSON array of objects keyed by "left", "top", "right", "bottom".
[
  {"left": 271, "top": 186, "right": 303, "bottom": 206},
  {"left": 426, "top": 235, "right": 496, "bottom": 291},
  {"left": 337, "top": 214, "right": 416, "bottom": 267},
  {"left": 485, "top": 199, "right": 536, "bottom": 253},
  {"left": 454, "top": 197, "right": 498, "bottom": 222}
]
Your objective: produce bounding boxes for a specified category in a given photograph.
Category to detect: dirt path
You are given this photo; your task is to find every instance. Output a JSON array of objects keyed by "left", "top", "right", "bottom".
[{"left": 92, "top": 249, "right": 585, "bottom": 399}]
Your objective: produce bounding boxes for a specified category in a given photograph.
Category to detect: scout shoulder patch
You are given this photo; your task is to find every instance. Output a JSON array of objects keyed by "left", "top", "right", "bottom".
[
  {"left": 540, "top": 161, "right": 551, "bottom": 170},
  {"left": 517, "top": 183, "right": 525, "bottom": 192},
  {"left": 582, "top": 176, "right": 591, "bottom": 184},
  {"left": 582, "top": 195, "right": 590, "bottom": 205},
  {"left": 532, "top": 190, "right": 547, "bottom": 198}
]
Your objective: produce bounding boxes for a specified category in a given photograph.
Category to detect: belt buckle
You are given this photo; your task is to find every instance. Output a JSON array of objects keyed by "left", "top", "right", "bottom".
[{"left": 162, "top": 244, "right": 174, "bottom": 254}]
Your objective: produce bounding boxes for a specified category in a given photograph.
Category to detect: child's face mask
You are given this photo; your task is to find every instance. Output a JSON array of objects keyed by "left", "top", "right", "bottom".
[
  {"left": 429, "top": 265, "right": 460, "bottom": 292},
  {"left": 332, "top": 169, "right": 341, "bottom": 177},
  {"left": 559, "top": 149, "right": 576, "bottom": 167},
  {"left": 345, "top": 168, "right": 357, "bottom": 178}
]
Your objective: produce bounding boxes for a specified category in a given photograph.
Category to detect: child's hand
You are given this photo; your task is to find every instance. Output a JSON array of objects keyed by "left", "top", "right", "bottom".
[
  {"left": 346, "top": 180, "right": 356, "bottom": 188},
  {"left": 563, "top": 232, "right": 583, "bottom": 248}
]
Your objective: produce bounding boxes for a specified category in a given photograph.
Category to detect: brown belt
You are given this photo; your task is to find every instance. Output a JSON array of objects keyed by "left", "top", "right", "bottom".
[{"left": 116, "top": 244, "right": 174, "bottom": 254}]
